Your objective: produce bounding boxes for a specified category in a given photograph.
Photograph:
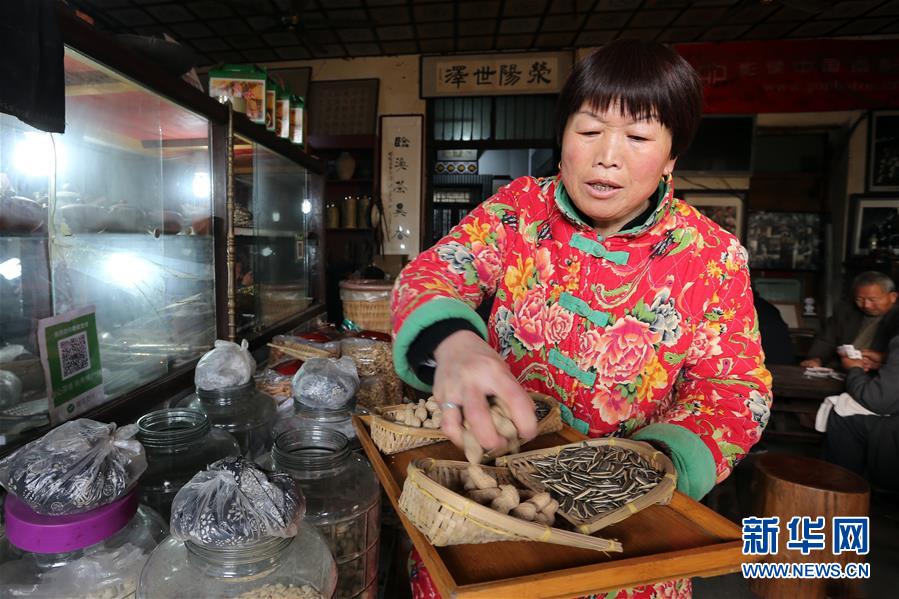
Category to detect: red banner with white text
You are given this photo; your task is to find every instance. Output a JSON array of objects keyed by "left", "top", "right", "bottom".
[{"left": 675, "top": 39, "right": 899, "bottom": 113}]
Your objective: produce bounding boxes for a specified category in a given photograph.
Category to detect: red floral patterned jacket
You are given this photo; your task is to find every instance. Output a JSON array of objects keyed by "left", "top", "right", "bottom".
[{"left": 391, "top": 174, "right": 772, "bottom": 501}]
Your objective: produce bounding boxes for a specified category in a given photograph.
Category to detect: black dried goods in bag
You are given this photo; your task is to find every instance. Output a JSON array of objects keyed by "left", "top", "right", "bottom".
[
  {"left": 0, "top": 419, "right": 147, "bottom": 515},
  {"left": 169, "top": 456, "right": 305, "bottom": 547}
]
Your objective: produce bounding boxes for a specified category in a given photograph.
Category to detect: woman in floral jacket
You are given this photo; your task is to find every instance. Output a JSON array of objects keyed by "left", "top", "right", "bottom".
[{"left": 392, "top": 39, "right": 772, "bottom": 599}]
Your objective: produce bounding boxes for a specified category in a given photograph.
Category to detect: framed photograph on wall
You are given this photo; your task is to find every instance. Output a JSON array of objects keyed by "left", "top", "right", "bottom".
[
  {"left": 682, "top": 192, "right": 745, "bottom": 239},
  {"left": 848, "top": 194, "right": 899, "bottom": 256},
  {"left": 868, "top": 110, "right": 899, "bottom": 192},
  {"left": 746, "top": 211, "right": 823, "bottom": 270}
]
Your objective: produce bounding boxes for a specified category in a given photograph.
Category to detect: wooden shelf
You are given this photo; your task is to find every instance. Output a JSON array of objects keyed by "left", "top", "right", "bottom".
[{"left": 327, "top": 227, "right": 374, "bottom": 233}]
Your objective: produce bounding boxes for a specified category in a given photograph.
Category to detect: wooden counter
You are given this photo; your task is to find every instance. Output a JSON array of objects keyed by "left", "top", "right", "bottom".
[
  {"left": 355, "top": 418, "right": 756, "bottom": 598},
  {"left": 769, "top": 364, "right": 845, "bottom": 400},
  {"left": 767, "top": 364, "right": 846, "bottom": 443}
]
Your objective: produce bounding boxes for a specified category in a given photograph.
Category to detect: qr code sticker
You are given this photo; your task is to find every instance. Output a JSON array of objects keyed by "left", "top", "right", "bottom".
[{"left": 59, "top": 332, "right": 90, "bottom": 380}]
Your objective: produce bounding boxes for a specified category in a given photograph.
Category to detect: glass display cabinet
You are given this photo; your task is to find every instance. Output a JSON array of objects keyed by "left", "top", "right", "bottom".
[
  {"left": 0, "top": 47, "right": 215, "bottom": 443},
  {"left": 0, "top": 10, "right": 326, "bottom": 451},
  {"left": 230, "top": 135, "right": 321, "bottom": 339}
]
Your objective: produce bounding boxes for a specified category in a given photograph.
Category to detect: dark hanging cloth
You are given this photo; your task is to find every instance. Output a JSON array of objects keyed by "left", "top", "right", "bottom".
[{"left": 0, "top": 0, "right": 65, "bottom": 133}]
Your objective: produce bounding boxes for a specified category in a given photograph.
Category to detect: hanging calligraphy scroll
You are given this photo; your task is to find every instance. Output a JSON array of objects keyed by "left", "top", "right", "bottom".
[
  {"left": 380, "top": 114, "right": 423, "bottom": 256},
  {"left": 420, "top": 51, "right": 573, "bottom": 97}
]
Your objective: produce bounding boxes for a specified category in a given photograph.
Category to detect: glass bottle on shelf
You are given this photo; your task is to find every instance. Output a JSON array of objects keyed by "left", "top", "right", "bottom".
[
  {"left": 341, "top": 195, "right": 358, "bottom": 229},
  {"left": 177, "top": 380, "right": 277, "bottom": 459},
  {"left": 271, "top": 427, "right": 380, "bottom": 599},
  {"left": 356, "top": 196, "right": 371, "bottom": 229},
  {"left": 136, "top": 408, "right": 241, "bottom": 520},
  {"left": 326, "top": 201, "right": 341, "bottom": 229}
]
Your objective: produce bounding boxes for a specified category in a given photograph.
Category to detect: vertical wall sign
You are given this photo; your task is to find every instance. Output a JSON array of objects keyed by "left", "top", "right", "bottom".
[{"left": 380, "top": 114, "right": 423, "bottom": 257}]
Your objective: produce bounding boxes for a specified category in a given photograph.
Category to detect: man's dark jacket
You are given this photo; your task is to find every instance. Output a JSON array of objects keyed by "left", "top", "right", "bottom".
[{"left": 807, "top": 302, "right": 899, "bottom": 367}]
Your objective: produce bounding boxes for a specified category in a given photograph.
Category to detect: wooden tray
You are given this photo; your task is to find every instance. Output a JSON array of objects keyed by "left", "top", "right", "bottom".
[{"left": 355, "top": 416, "right": 758, "bottom": 599}]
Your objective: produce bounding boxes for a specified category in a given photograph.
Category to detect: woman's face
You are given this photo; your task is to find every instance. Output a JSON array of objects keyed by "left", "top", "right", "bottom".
[{"left": 560, "top": 102, "right": 676, "bottom": 236}]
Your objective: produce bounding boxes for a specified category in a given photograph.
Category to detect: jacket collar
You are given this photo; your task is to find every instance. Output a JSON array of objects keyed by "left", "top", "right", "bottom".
[{"left": 552, "top": 174, "right": 674, "bottom": 237}]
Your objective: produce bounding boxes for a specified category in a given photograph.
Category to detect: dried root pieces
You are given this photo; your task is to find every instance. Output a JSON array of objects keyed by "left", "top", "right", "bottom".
[{"left": 461, "top": 463, "right": 558, "bottom": 524}]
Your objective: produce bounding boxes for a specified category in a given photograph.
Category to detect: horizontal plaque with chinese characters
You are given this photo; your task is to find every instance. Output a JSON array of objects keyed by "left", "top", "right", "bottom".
[{"left": 421, "top": 52, "right": 573, "bottom": 97}]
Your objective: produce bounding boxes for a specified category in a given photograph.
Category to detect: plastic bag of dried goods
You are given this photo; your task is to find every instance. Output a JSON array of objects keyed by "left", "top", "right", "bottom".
[
  {"left": 0, "top": 419, "right": 147, "bottom": 515},
  {"left": 195, "top": 339, "right": 256, "bottom": 390},
  {"left": 291, "top": 357, "right": 359, "bottom": 411},
  {"left": 169, "top": 456, "right": 304, "bottom": 546}
]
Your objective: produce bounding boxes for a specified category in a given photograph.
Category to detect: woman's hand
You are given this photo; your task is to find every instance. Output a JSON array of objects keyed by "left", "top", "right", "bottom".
[{"left": 432, "top": 329, "right": 537, "bottom": 452}]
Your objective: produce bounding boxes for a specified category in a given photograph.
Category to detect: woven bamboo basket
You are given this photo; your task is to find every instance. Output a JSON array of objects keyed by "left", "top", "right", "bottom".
[
  {"left": 399, "top": 458, "right": 622, "bottom": 552},
  {"left": 366, "top": 393, "right": 563, "bottom": 456},
  {"left": 267, "top": 340, "right": 339, "bottom": 363},
  {"left": 364, "top": 404, "right": 449, "bottom": 455},
  {"left": 496, "top": 438, "right": 677, "bottom": 535},
  {"left": 339, "top": 279, "right": 393, "bottom": 333}
]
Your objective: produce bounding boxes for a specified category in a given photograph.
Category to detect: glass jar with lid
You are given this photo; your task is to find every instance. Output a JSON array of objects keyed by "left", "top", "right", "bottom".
[
  {"left": 136, "top": 408, "right": 241, "bottom": 520},
  {"left": 286, "top": 402, "right": 357, "bottom": 442},
  {"left": 0, "top": 489, "right": 166, "bottom": 598},
  {"left": 138, "top": 522, "right": 336, "bottom": 598},
  {"left": 271, "top": 427, "right": 380, "bottom": 599},
  {"left": 177, "top": 380, "right": 277, "bottom": 459}
]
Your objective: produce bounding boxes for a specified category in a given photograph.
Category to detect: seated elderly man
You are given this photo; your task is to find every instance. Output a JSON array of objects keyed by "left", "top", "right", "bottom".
[
  {"left": 822, "top": 330, "right": 899, "bottom": 492},
  {"left": 801, "top": 271, "right": 899, "bottom": 370}
]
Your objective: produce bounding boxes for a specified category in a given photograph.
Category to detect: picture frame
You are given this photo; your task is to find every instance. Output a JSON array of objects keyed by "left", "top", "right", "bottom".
[
  {"left": 753, "top": 277, "right": 803, "bottom": 304},
  {"left": 682, "top": 192, "right": 745, "bottom": 240},
  {"left": 847, "top": 194, "right": 899, "bottom": 257},
  {"left": 307, "top": 78, "right": 379, "bottom": 136},
  {"left": 746, "top": 211, "right": 823, "bottom": 271},
  {"left": 867, "top": 110, "right": 899, "bottom": 193}
]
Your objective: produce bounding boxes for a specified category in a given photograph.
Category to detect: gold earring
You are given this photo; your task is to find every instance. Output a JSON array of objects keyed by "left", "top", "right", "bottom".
[{"left": 557, "top": 161, "right": 562, "bottom": 171}]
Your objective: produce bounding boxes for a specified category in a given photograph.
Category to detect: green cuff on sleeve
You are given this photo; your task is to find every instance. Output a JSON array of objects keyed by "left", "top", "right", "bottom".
[
  {"left": 632, "top": 422, "right": 717, "bottom": 500},
  {"left": 392, "top": 297, "right": 488, "bottom": 391},
  {"left": 559, "top": 403, "right": 590, "bottom": 436}
]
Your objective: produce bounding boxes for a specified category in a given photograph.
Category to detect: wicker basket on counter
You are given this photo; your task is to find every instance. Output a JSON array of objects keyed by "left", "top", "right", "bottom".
[
  {"left": 398, "top": 458, "right": 622, "bottom": 552},
  {"left": 496, "top": 438, "right": 677, "bottom": 535},
  {"left": 364, "top": 393, "right": 563, "bottom": 456},
  {"left": 339, "top": 279, "right": 393, "bottom": 333}
]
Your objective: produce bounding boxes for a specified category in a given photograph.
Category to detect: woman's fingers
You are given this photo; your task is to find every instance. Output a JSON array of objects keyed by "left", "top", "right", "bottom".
[
  {"left": 492, "top": 375, "right": 538, "bottom": 442},
  {"left": 438, "top": 396, "right": 464, "bottom": 446},
  {"left": 461, "top": 390, "right": 505, "bottom": 451},
  {"left": 431, "top": 329, "right": 533, "bottom": 455}
]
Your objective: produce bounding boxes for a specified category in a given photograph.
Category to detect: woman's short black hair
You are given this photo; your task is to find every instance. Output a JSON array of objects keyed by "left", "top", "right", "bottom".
[{"left": 556, "top": 39, "right": 704, "bottom": 159}]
